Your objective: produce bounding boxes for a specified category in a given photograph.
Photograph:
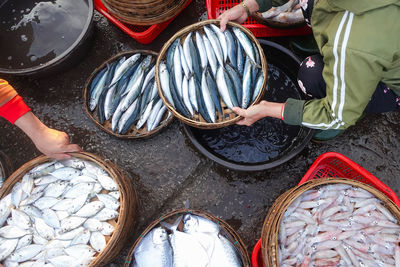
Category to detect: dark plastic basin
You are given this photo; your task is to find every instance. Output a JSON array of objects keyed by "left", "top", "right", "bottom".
[
  {"left": 0, "top": 0, "right": 94, "bottom": 77},
  {"left": 183, "top": 40, "right": 314, "bottom": 171}
]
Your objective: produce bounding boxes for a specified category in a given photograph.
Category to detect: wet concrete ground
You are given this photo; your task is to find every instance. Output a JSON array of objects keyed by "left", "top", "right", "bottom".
[{"left": 1, "top": 1, "right": 400, "bottom": 265}]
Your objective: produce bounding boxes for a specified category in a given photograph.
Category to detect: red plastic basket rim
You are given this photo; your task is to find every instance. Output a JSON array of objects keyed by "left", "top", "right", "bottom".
[{"left": 299, "top": 152, "right": 400, "bottom": 207}]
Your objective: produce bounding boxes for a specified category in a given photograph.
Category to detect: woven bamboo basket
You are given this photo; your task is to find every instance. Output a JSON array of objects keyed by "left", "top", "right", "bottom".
[
  {"left": 101, "top": 0, "right": 189, "bottom": 25},
  {"left": 124, "top": 208, "right": 251, "bottom": 266},
  {"left": 155, "top": 19, "right": 268, "bottom": 129},
  {"left": 83, "top": 50, "right": 174, "bottom": 139},
  {"left": 260, "top": 178, "right": 400, "bottom": 267},
  {"left": 0, "top": 152, "right": 139, "bottom": 267}
]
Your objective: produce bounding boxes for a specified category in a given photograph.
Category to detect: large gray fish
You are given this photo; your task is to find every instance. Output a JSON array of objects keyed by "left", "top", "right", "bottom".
[
  {"left": 216, "top": 66, "right": 235, "bottom": 109},
  {"left": 161, "top": 216, "right": 209, "bottom": 267},
  {"left": 202, "top": 34, "right": 218, "bottom": 77},
  {"left": 201, "top": 70, "right": 216, "bottom": 123},
  {"left": 224, "top": 29, "right": 238, "bottom": 68},
  {"left": 205, "top": 69, "right": 223, "bottom": 115},
  {"left": 195, "top": 31, "right": 208, "bottom": 70},
  {"left": 179, "top": 44, "right": 190, "bottom": 78},
  {"left": 232, "top": 27, "right": 259, "bottom": 67},
  {"left": 188, "top": 75, "right": 199, "bottom": 113},
  {"left": 225, "top": 64, "right": 243, "bottom": 108},
  {"left": 208, "top": 234, "right": 243, "bottom": 267},
  {"left": 148, "top": 106, "right": 167, "bottom": 132},
  {"left": 241, "top": 56, "right": 253, "bottom": 108},
  {"left": 146, "top": 99, "right": 163, "bottom": 132},
  {"left": 166, "top": 38, "right": 180, "bottom": 71},
  {"left": 132, "top": 227, "right": 173, "bottom": 267},
  {"left": 119, "top": 65, "right": 145, "bottom": 112},
  {"left": 252, "top": 73, "right": 264, "bottom": 103},
  {"left": 136, "top": 99, "right": 155, "bottom": 130},
  {"left": 159, "top": 62, "right": 175, "bottom": 108},
  {"left": 210, "top": 23, "right": 228, "bottom": 62},
  {"left": 203, "top": 26, "right": 224, "bottom": 66},
  {"left": 89, "top": 67, "right": 109, "bottom": 111},
  {"left": 108, "top": 54, "right": 141, "bottom": 89},
  {"left": 182, "top": 32, "right": 194, "bottom": 74},
  {"left": 181, "top": 75, "right": 194, "bottom": 116},
  {"left": 118, "top": 98, "right": 140, "bottom": 135},
  {"left": 173, "top": 43, "right": 184, "bottom": 97}
]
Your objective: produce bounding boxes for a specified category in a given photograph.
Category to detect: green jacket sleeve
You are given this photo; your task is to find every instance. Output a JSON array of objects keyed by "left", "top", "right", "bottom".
[{"left": 283, "top": 47, "right": 384, "bottom": 130}]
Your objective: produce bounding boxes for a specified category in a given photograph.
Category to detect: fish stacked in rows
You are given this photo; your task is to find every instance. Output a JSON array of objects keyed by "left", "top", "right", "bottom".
[
  {"left": 0, "top": 158, "right": 121, "bottom": 267},
  {"left": 133, "top": 213, "right": 243, "bottom": 267},
  {"left": 159, "top": 23, "right": 264, "bottom": 123},
  {"left": 278, "top": 184, "right": 400, "bottom": 266},
  {"left": 89, "top": 53, "right": 171, "bottom": 134}
]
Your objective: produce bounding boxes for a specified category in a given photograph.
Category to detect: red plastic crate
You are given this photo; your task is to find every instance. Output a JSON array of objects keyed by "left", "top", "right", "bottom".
[
  {"left": 94, "top": 0, "right": 192, "bottom": 44},
  {"left": 206, "top": 0, "right": 312, "bottom": 37},
  {"left": 252, "top": 152, "right": 400, "bottom": 267}
]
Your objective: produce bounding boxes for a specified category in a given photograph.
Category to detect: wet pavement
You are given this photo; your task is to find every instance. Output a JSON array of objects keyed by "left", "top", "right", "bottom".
[{"left": 1, "top": 1, "right": 400, "bottom": 265}]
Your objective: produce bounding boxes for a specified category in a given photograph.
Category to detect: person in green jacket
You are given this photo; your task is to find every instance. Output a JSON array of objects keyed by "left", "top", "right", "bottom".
[{"left": 219, "top": 0, "right": 400, "bottom": 141}]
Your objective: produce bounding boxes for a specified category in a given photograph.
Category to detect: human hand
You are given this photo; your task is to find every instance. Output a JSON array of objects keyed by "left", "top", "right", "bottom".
[
  {"left": 31, "top": 127, "right": 82, "bottom": 160},
  {"left": 217, "top": 0, "right": 259, "bottom": 32},
  {"left": 232, "top": 100, "right": 284, "bottom": 126}
]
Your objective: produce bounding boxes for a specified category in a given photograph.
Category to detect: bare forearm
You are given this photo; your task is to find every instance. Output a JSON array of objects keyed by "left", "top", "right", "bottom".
[
  {"left": 257, "top": 100, "right": 284, "bottom": 120},
  {"left": 14, "top": 111, "right": 47, "bottom": 141}
]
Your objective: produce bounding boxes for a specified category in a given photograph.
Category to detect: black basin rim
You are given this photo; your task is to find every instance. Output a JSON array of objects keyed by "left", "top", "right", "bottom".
[
  {"left": 0, "top": 0, "right": 94, "bottom": 75},
  {"left": 183, "top": 39, "right": 314, "bottom": 171}
]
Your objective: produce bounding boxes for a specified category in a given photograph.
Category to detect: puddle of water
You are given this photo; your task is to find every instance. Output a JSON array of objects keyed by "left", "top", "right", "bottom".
[{"left": 0, "top": 0, "right": 89, "bottom": 70}]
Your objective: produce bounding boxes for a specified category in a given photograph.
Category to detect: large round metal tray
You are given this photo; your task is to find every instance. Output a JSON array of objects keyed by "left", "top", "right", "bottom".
[{"left": 183, "top": 40, "right": 314, "bottom": 171}]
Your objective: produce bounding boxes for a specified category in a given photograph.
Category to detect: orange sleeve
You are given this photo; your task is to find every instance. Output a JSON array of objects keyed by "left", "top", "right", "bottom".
[
  {"left": 0, "top": 79, "right": 17, "bottom": 107},
  {"left": 0, "top": 79, "right": 31, "bottom": 124}
]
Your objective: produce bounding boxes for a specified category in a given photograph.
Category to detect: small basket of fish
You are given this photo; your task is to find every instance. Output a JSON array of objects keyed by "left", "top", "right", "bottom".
[
  {"left": 0, "top": 152, "right": 139, "bottom": 266},
  {"left": 125, "top": 208, "right": 251, "bottom": 266},
  {"left": 260, "top": 178, "right": 400, "bottom": 267},
  {"left": 155, "top": 19, "right": 268, "bottom": 129},
  {"left": 252, "top": 0, "right": 306, "bottom": 29},
  {"left": 83, "top": 50, "right": 174, "bottom": 139}
]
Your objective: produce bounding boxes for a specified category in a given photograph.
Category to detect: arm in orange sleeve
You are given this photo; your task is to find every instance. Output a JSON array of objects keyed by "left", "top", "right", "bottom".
[{"left": 0, "top": 79, "right": 31, "bottom": 124}]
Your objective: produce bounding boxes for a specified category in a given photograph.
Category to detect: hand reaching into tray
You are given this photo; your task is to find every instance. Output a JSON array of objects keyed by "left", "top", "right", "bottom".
[
  {"left": 232, "top": 101, "right": 284, "bottom": 126},
  {"left": 15, "top": 111, "right": 82, "bottom": 160}
]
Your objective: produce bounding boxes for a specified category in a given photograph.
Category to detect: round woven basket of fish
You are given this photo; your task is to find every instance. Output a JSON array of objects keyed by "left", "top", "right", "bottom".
[
  {"left": 83, "top": 50, "right": 174, "bottom": 139},
  {"left": 155, "top": 19, "right": 268, "bottom": 129},
  {"left": 260, "top": 178, "right": 400, "bottom": 267},
  {"left": 0, "top": 152, "right": 139, "bottom": 266},
  {"left": 124, "top": 208, "right": 251, "bottom": 267},
  {"left": 251, "top": 12, "right": 306, "bottom": 29},
  {"left": 100, "top": 0, "right": 190, "bottom": 26}
]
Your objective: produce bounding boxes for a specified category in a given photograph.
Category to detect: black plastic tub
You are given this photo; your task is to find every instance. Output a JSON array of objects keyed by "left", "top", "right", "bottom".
[
  {"left": 0, "top": 0, "right": 94, "bottom": 77},
  {"left": 183, "top": 40, "right": 314, "bottom": 171}
]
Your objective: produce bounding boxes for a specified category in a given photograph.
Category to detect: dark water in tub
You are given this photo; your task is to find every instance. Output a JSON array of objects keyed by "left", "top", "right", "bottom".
[
  {"left": 0, "top": 0, "right": 89, "bottom": 70},
  {"left": 191, "top": 64, "right": 302, "bottom": 165}
]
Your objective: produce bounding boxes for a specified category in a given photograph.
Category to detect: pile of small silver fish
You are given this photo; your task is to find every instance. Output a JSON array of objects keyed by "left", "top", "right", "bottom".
[
  {"left": 132, "top": 213, "right": 243, "bottom": 267},
  {"left": 0, "top": 158, "right": 121, "bottom": 267},
  {"left": 277, "top": 183, "right": 400, "bottom": 267},
  {"left": 159, "top": 23, "right": 264, "bottom": 123},
  {"left": 261, "top": 0, "right": 304, "bottom": 24},
  {"left": 88, "top": 53, "right": 171, "bottom": 134}
]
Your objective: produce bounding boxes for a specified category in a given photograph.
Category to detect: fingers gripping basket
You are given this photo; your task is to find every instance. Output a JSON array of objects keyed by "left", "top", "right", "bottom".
[
  {"left": 260, "top": 178, "right": 400, "bottom": 267},
  {"left": 155, "top": 19, "right": 268, "bottom": 129},
  {"left": 83, "top": 50, "right": 174, "bottom": 139},
  {"left": 124, "top": 208, "right": 251, "bottom": 266},
  {"left": 0, "top": 152, "right": 139, "bottom": 266}
]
